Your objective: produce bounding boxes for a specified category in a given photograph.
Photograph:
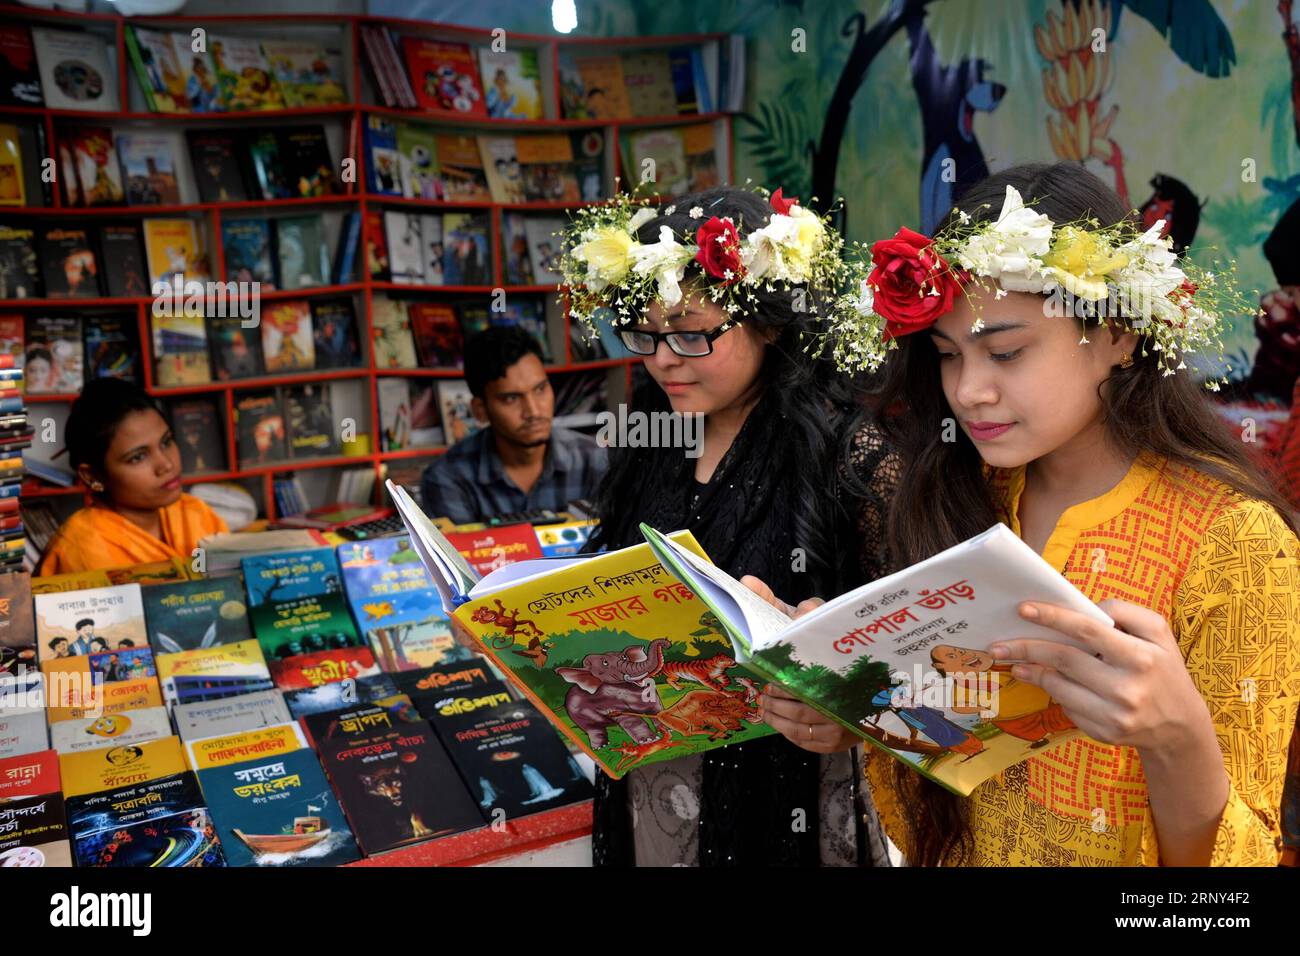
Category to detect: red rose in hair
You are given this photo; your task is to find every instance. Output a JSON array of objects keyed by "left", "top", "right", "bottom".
[
  {"left": 695, "top": 216, "right": 746, "bottom": 284},
  {"left": 770, "top": 187, "right": 798, "bottom": 215},
  {"left": 867, "top": 227, "right": 963, "bottom": 338}
]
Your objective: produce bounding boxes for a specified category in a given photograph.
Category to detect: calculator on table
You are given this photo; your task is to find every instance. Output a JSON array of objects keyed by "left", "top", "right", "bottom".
[{"left": 335, "top": 513, "right": 409, "bottom": 540}]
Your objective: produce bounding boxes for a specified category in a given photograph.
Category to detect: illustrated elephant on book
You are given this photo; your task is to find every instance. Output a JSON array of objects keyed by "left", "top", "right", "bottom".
[{"left": 556, "top": 639, "right": 671, "bottom": 749}]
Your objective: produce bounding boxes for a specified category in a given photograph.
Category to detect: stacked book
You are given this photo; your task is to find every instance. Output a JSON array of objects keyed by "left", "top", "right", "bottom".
[{"left": 0, "top": 350, "right": 30, "bottom": 573}]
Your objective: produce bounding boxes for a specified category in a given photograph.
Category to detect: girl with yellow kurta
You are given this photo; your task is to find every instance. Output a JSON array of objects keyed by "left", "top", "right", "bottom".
[
  {"left": 746, "top": 161, "right": 1300, "bottom": 867},
  {"left": 39, "top": 378, "right": 227, "bottom": 576}
]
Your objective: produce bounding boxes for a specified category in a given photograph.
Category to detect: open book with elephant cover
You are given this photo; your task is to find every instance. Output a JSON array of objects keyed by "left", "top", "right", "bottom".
[{"left": 388, "top": 481, "right": 1111, "bottom": 791}]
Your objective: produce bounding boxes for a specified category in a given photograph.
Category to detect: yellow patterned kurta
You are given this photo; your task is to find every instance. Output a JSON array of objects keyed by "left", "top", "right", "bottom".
[{"left": 866, "top": 453, "right": 1300, "bottom": 866}]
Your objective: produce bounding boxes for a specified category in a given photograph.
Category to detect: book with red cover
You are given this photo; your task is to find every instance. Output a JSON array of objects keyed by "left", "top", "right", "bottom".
[
  {"left": 275, "top": 504, "right": 394, "bottom": 531},
  {"left": 407, "top": 302, "right": 464, "bottom": 369},
  {"left": 269, "top": 646, "right": 381, "bottom": 691},
  {"left": 400, "top": 37, "right": 487, "bottom": 116},
  {"left": 442, "top": 524, "right": 544, "bottom": 577}
]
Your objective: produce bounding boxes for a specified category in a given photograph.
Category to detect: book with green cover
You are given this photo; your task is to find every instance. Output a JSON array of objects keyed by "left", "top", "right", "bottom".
[{"left": 241, "top": 548, "right": 359, "bottom": 662}]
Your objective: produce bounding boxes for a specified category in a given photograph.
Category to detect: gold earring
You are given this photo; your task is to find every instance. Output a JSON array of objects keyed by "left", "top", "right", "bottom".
[
  {"left": 1119, "top": 352, "right": 1134, "bottom": 369},
  {"left": 90, "top": 482, "right": 104, "bottom": 492}
]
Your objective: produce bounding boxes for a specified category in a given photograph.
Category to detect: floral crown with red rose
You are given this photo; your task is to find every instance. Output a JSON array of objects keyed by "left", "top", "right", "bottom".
[
  {"left": 821, "top": 185, "right": 1260, "bottom": 389},
  {"left": 556, "top": 183, "right": 845, "bottom": 336}
]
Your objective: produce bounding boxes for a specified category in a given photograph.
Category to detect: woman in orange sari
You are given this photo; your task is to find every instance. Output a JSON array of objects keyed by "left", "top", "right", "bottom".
[{"left": 38, "top": 378, "right": 227, "bottom": 575}]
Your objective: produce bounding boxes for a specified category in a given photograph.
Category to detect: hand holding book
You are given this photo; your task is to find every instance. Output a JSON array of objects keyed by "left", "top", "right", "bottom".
[{"left": 738, "top": 576, "right": 859, "bottom": 754}]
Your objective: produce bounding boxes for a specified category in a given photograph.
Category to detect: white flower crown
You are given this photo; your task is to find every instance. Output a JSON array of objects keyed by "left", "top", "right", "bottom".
[
  {"left": 556, "top": 185, "right": 845, "bottom": 335},
  {"left": 821, "top": 185, "right": 1258, "bottom": 388}
]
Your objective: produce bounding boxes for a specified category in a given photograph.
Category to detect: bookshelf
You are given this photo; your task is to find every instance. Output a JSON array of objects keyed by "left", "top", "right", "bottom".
[{"left": 0, "top": 5, "right": 738, "bottom": 529}]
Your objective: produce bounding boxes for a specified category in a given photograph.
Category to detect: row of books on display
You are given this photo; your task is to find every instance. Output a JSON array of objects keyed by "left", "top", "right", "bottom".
[
  {"left": 0, "top": 352, "right": 28, "bottom": 573},
  {"left": 0, "top": 206, "right": 563, "bottom": 304},
  {"left": 0, "top": 18, "right": 738, "bottom": 121},
  {"left": 8, "top": 298, "right": 360, "bottom": 394},
  {"left": 364, "top": 119, "right": 604, "bottom": 205},
  {"left": 0, "top": 21, "right": 347, "bottom": 115},
  {"left": 0, "top": 520, "right": 600, "bottom": 867},
  {"left": 0, "top": 212, "right": 353, "bottom": 302},
  {"left": 371, "top": 208, "right": 562, "bottom": 288},
  {"left": 372, "top": 292, "right": 550, "bottom": 368},
  {"left": 362, "top": 22, "right": 732, "bottom": 120},
  {"left": 0, "top": 122, "right": 340, "bottom": 210},
  {"left": 364, "top": 117, "right": 718, "bottom": 204}
]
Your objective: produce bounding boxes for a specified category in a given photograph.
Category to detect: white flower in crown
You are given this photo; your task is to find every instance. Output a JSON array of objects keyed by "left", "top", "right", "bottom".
[
  {"left": 850, "top": 277, "right": 875, "bottom": 316},
  {"left": 629, "top": 225, "right": 695, "bottom": 307},
  {"left": 1111, "top": 220, "right": 1187, "bottom": 326},
  {"left": 954, "top": 185, "right": 1054, "bottom": 292},
  {"left": 743, "top": 208, "right": 823, "bottom": 283}
]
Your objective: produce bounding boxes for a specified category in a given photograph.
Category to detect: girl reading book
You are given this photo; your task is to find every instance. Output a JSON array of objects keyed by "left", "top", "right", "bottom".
[
  {"left": 562, "top": 184, "right": 897, "bottom": 866},
  {"left": 746, "top": 161, "right": 1300, "bottom": 866},
  {"left": 39, "top": 378, "right": 227, "bottom": 576}
]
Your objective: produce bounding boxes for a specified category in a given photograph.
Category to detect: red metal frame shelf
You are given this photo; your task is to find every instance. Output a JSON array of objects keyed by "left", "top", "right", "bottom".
[{"left": 1, "top": 3, "right": 737, "bottom": 521}]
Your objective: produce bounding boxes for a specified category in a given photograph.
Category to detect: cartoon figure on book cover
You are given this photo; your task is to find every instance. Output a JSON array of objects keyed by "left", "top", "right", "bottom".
[{"left": 929, "top": 644, "right": 1074, "bottom": 748}]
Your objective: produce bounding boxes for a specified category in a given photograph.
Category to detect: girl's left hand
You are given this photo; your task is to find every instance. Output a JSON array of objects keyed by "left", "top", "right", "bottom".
[
  {"left": 759, "top": 683, "right": 861, "bottom": 754},
  {"left": 989, "top": 598, "right": 1215, "bottom": 757}
]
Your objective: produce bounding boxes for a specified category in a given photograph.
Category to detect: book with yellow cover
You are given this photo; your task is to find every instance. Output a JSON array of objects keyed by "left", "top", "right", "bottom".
[
  {"left": 46, "top": 676, "right": 164, "bottom": 724},
  {"left": 156, "top": 638, "right": 275, "bottom": 706},
  {"left": 386, "top": 480, "right": 773, "bottom": 779},
  {"left": 59, "top": 734, "right": 187, "bottom": 798},
  {"left": 183, "top": 722, "right": 307, "bottom": 772},
  {"left": 105, "top": 557, "right": 194, "bottom": 586},
  {"left": 31, "top": 571, "right": 113, "bottom": 596}
]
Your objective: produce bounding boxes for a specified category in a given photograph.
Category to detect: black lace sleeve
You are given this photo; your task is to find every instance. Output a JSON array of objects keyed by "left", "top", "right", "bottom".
[{"left": 837, "top": 421, "right": 902, "bottom": 585}]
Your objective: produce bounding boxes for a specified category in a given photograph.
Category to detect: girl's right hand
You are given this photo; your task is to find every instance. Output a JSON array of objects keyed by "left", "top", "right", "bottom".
[{"left": 739, "top": 575, "right": 824, "bottom": 619}]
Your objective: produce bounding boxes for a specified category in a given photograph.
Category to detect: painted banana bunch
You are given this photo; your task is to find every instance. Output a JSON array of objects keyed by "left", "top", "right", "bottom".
[{"left": 1036, "top": 0, "right": 1118, "bottom": 165}]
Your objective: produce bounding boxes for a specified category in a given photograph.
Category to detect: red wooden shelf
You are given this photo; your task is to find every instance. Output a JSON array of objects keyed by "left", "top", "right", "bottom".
[
  {"left": 0, "top": 195, "right": 359, "bottom": 217},
  {"left": 2, "top": 3, "right": 736, "bottom": 521}
]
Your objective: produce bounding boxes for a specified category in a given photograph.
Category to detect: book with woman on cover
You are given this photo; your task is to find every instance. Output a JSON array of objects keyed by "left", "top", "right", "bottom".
[{"left": 388, "top": 477, "right": 1112, "bottom": 791}]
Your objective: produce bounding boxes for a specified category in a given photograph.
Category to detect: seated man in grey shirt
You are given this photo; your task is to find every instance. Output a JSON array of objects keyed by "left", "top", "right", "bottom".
[{"left": 421, "top": 326, "right": 607, "bottom": 524}]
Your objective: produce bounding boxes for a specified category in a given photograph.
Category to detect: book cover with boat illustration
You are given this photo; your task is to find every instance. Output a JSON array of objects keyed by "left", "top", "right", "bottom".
[{"left": 196, "top": 746, "right": 360, "bottom": 867}]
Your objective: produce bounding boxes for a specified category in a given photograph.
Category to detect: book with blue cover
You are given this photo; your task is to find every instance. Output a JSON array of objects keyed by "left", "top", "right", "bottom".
[
  {"left": 242, "top": 547, "right": 359, "bottom": 661},
  {"left": 196, "top": 747, "right": 360, "bottom": 867},
  {"left": 337, "top": 536, "right": 474, "bottom": 673},
  {"left": 282, "top": 673, "right": 399, "bottom": 719},
  {"left": 222, "top": 217, "right": 275, "bottom": 287},
  {"left": 65, "top": 770, "right": 225, "bottom": 867}
]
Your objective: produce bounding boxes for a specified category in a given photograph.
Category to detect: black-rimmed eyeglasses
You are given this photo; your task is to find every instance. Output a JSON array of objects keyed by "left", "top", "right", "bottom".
[{"left": 619, "top": 321, "right": 739, "bottom": 357}]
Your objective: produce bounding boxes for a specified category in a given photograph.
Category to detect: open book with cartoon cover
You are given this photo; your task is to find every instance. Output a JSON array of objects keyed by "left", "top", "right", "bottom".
[
  {"left": 386, "top": 480, "right": 776, "bottom": 779},
  {"left": 388, "top": 480, "right": 1111, "bottom": 792},
  {"left": 640, "top": 522, "right": 1113, "bottom": 795}
]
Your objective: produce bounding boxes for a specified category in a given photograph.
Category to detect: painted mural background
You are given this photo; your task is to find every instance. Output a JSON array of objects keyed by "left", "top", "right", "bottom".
[{"left": 378, "top": 0, "right": 1300, "bottom": 402}]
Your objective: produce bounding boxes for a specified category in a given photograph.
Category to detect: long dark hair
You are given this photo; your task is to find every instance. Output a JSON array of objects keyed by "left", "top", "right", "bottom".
[
  {"left": 866, "top": 161, "right": 1299, "bottom": 866},
  {"left": 588, "top": 185, "right": 855, "bottom": 594}
]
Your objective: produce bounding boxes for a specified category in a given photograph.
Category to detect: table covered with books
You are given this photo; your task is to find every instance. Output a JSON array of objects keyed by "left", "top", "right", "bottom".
[{"left": 0, "top": 518, "right": 598, "bottom": 868}]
